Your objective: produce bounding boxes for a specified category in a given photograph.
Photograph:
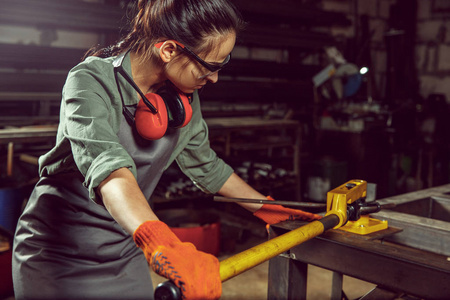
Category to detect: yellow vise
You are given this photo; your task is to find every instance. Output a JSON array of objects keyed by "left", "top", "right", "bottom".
[{"left": 325, "top": 179, "right": 388, "bottom": 235}]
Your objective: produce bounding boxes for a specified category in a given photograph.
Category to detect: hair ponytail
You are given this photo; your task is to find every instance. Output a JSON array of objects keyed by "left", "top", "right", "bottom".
[{"left": 84, "top": 0, "right": 244, "bottom": 61}]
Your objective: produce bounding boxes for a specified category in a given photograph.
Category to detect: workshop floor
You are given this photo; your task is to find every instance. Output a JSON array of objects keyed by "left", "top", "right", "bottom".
[
  {"left": 150, "top": 236, "right": 377, "bottom": 300},
  {"left": 151, "top": 261, "right": 377, "bottom": 299}
]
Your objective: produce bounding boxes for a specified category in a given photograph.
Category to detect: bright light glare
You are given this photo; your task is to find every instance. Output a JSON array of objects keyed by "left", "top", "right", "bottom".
[{"left": 360, "top": 67, "right": 369, "bottom": 75}]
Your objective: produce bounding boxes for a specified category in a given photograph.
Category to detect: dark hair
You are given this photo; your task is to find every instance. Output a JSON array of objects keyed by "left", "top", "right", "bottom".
[{"left": 85, "top": 0, "right": 244, "bottom": 61}]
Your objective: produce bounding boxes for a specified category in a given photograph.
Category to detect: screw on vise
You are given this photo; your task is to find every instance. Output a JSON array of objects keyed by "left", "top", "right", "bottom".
[{"left": 347, "top": 200, "right": 383, "bottom": 221}]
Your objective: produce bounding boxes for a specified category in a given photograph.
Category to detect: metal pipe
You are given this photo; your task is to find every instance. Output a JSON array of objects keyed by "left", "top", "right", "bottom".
[{"left": 213, "top": 196, "right": 326, "bottom": 209}]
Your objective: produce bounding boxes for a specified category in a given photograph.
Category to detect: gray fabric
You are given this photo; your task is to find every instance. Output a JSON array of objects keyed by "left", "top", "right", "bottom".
[
  {"left": 12, "top": 111, "right": 180, "bottom": 299},
  {"left": 117, "top": 106, "right": 180, "bottom": 200}
]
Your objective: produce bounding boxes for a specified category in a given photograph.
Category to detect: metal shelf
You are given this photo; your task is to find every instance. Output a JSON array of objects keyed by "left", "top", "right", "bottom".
[
  {"left": 206, "top": 117, "right": 302, "bottom": 201},
  {"left": 0, "top": 0, "right": 126, "bottom": 32}
]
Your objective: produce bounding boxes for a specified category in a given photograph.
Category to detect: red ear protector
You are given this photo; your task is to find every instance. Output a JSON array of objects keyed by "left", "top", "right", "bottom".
[
  {"left": 113, "top": 49, "right": 193, "bottom": 140},
  {"left": 135, "top": 85, "right": 193, "bottom": 140}
]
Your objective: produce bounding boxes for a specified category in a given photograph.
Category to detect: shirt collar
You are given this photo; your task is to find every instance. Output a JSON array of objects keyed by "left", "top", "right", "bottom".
[{"left": 113, "top": 50, "right": 139, "bottom": 106}]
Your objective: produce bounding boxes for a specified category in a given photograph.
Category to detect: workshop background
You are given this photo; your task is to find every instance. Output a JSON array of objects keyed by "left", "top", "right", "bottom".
[{"left": 0, "top": 0, "right": 449, "bottom": 299}]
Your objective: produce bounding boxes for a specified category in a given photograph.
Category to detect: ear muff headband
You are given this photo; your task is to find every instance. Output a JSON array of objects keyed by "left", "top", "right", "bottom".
[
  {"left": 157, "top": 85, "right": 193, "bottom": 128},
  {"left": 178, "top": 93, "right": 193, "bottom": 127}
]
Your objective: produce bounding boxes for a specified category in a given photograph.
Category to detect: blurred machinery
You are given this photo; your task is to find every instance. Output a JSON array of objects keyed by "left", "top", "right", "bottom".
[{"left": 154, "top": 161, "right": 297, "bottom": 201}]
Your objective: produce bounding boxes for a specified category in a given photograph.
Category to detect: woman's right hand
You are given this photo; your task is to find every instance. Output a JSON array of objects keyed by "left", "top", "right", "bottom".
[{"left": 134, "top": 220, "right": 222, "bottom": 300}]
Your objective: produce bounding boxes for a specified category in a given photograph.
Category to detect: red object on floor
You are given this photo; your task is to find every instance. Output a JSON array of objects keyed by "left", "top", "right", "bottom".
[
  {"left": 157, "top": 209, "right": 221, "bottom": 256},
  {"left": 0, "top": 249, "right": 14, "bottom": 298},
  {"left": 171, "top": 222, "right": 221, "bottom": 256}
]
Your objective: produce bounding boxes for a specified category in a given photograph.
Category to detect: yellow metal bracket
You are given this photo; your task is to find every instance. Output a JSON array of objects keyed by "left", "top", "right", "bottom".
[
  {"left": 339, "top": 215, "right": 388, "bottom": 235},
  {"left": 325, "top": 179, "right": 388, "bottom": 235}
]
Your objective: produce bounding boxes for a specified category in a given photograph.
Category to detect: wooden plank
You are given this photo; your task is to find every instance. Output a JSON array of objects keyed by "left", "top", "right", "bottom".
[
  {"left": 0, "top": 43, "right": 86, "bottom": 70},
  {"left": 0, "top": 43, "right": 320, "bottom": 80},
  {"left": 0, "top": 0, "right": 126, "bottom": 32},
  {"left": 199, "top": 80, "right": 313, "bottom": 104},
  {"left": 0, "top": 126, "right": 58, "bottom": 144},
  {"left": 0, "top": 92, "right": 61, "bottom": 102},
  {"left": 0, "top": 72, "right": 66, "bottom": 93},
  {"left": 239, "top": 25, "right": 336, "bottom": 50},
  {"left": 206, "top": 117, "right": 299, "bottom": 130},
  {"left": 222, "top": 59, "right": 321, "bottom": 80},
  {"left": 231, "top": 0, "right": 351, "bottom": 27}
]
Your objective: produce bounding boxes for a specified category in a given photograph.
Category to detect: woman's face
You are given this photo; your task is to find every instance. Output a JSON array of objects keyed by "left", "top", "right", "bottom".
[{"left": 165, "top": 32, "right": 236, "bottom": 94}]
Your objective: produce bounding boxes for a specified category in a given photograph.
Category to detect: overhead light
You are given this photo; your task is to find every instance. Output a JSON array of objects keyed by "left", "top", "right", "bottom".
[{"left": 360, "top": 67, "right": 369, "bottom": 75}]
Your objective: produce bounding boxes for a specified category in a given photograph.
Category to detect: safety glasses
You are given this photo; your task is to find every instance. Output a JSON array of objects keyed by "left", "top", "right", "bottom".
[{"left": 155, "top": 40, "right": 231, "bottom": 78}]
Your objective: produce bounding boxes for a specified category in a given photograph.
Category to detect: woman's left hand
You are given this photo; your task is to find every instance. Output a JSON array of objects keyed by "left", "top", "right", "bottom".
[{"left": 253, "top": 196, "right": 322, "bottom": 225}]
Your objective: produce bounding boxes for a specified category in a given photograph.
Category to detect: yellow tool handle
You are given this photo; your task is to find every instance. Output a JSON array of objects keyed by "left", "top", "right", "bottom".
[
  {"left": 154, "top": 215, "right": 340, "bottom": 300},
  {"left": 219, "top": 214, "right": 339, "bottom": 281}
]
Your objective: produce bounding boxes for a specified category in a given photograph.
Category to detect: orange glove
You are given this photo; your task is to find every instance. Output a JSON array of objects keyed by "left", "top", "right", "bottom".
[
  {"left": 133, "top": 220, "right": 221, "bottom": 300},
  {"left": 253, "top": 196, "right": 322, "bottom": 225}
]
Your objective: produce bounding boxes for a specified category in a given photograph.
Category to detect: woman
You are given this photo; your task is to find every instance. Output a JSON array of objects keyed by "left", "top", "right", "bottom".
[{"left": 12, "top": 0, "right": 320, "bottom": 299}]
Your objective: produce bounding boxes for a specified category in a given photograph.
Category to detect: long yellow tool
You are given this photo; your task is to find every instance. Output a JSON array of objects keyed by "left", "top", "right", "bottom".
[
  {"left": 219, "top": 214, "right": 339, "bottom": 282},
  {"left": 154, "top": 179, "right": 390, "bottom": 300},
  {"left": 155, "top": 215, "right": 340, "bottom": 300}
]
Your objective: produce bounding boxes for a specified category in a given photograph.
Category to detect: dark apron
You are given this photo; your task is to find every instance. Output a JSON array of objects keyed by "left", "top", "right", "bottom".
[{"left": 12, "top": 111, "right": 179, "bottom": 300}]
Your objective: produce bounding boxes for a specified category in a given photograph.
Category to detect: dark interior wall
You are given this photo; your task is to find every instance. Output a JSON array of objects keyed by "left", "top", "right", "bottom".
[
  {"left": 0, "top": 0, "right": 352, "bottom": 124},
  {"left": 0, "top": 0, "right": 448, "bottom": 199}
]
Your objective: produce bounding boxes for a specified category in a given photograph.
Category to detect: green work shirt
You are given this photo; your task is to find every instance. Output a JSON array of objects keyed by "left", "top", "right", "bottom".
[{"left": 39, "top": 53, "right": 233, "bottom": 202}]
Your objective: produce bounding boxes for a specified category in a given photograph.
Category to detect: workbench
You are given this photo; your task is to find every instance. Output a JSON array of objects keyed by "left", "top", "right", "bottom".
[
  {"left": 0, "top": 118, "right": 303, "bottom": 200},
  {"left": 0, "top": 126, "right": 58, "bottom": 145},
  {"left": 0, "top": 126, "right": 58, "bottom": 176},
  {"left": 267, "top": 184, "right": 450, "bottom": 300}
]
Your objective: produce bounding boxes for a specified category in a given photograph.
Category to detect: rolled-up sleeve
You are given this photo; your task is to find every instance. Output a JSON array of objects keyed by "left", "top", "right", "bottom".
[
  {"left": 49, "top": 63, "right": 136, "bottom": 202},
  {"left": 175, "top": 96, "right": 233, "bottom": 194}
]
